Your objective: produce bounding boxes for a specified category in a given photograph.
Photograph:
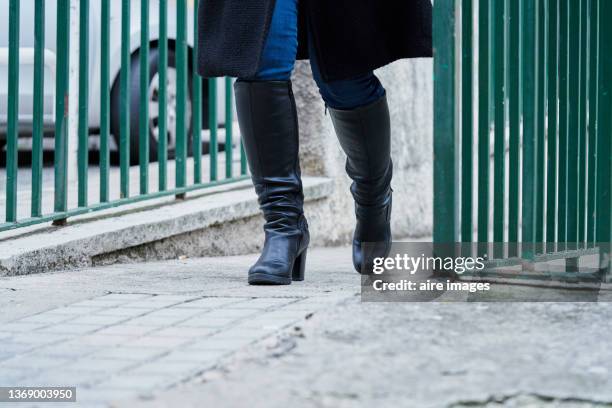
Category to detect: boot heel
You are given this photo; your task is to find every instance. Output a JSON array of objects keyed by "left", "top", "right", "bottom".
[{"left": 292, "top": 250, "right": 307, "bottom": 281}]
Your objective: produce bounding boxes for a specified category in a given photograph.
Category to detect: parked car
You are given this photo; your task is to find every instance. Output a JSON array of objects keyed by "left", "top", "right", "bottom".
[{"left": 0, "top": 0, "right": 226, "bottom": 163}]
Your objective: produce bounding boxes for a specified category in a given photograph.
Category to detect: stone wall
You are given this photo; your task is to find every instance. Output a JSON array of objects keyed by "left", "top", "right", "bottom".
[{"left": 293, "top": 58, "right": 434, "bottom": 246}]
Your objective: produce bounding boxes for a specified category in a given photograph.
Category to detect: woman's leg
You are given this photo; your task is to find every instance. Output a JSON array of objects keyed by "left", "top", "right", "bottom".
[
  {"left": 310, "top": 46, "right": 393, "bottom": 273},
  {"left": 251, "top": 0, "right": 298, "bottom": 81},
  {"left": 234, "top": 0, "right": 308, "bottom": 285},
  {"left": 309, "top": 52, "right": 385, "bottom": 110}
]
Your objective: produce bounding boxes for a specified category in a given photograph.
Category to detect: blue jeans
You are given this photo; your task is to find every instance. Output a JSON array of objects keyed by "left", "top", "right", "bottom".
[{"left": 246, "top": 0, "right": 385, "bottom": 110}]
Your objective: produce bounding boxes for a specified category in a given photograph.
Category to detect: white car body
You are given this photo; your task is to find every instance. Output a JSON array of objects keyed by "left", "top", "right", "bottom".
[{"left": 0, "top": 0, "right": 225, "bottom": 140}]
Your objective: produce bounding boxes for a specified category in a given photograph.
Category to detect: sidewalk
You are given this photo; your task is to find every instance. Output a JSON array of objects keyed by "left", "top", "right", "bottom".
[{"left": 1, "top": 245, "right": 611, "bottom": 408}]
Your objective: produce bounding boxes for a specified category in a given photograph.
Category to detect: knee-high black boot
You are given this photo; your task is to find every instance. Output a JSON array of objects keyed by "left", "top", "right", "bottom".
[
  {"left": 234, "top": 80, "right": 309, "bottom": 285},
  {"left": 329, "top": 95, "right": 393, "bottom": 273}
]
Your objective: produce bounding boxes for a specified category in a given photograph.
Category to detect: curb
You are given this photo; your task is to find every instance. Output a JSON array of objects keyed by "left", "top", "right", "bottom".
[{"left": 0, "top": 177, "right": 334, "bottom": 276}]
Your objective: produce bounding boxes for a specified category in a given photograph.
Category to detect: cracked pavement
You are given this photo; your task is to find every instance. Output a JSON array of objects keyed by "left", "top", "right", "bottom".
[{"left": 0, "top": 245, "right": 611, "bottom": 407}]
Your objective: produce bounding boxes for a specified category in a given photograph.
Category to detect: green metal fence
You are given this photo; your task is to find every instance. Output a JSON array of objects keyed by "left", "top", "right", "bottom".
[
  {"left": 433, "top": 0, "right": 611, "bottom": 280},
  {"left": 1, "top": 0, "right": 248, "bottom": 232}
]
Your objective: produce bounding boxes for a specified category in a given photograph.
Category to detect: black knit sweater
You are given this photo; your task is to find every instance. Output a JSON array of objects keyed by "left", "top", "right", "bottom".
[{"left": 197, "top": 0, "right": 433, "bottom": 81}]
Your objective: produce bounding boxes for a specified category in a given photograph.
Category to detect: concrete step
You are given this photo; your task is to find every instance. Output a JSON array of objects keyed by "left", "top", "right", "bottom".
[{"left": 0, "top": 177, "right": 334, "bottom": 276}]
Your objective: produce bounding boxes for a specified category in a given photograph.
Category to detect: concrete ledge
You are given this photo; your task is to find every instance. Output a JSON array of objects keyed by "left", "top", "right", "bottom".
[{"left": 0, "top": 177, "right": 334, "bottom": 276}]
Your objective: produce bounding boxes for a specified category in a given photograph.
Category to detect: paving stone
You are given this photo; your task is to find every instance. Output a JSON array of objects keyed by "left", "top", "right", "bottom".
[
  {"left": 184, "top": 336, "right": 256, "bottom": 351},
  {"left": 1, "top": 322, "right": 49, "bottom": 332},
  {"left": 97, "top": 374, "right": 170, "bottom": 390},
  {"left": 45, "top": 306, "right": 105, "bottom": 315},
  {"left": 201, "top": 308, "right": 260, "bottom": 319},
  {"left": 228, "top": 297, "right": 300, "bottom": 309},
  {"left": 99, "top": 294, "right": 153, "bottom": 301},
  {"left": 214, "top": 326, "right": 276, "bottom": 339},
  {"left": 176, "top": 316, "right": 238, "bottom": 328},
  {"left": 93, "top": 325, "right": 157, "bottom": 337},
  {"left": 93, "top": 347, "right": 169, "bottom": 361},
  {"left": 126, "top": 360, "right": 206, "bottom": 378},
  {"left": 237, "top": 315, "right": 304, "bottom": 329},
  {"left": 69, "top": 315, "right": 131, "bottom": 326},
  {"left": 159, "top": 349, "right": 230, "bottom": 364},
  {"left": 141, "top": 308, "right": 204, "bottom": 319},
  {"left": 0, "top": 342, "right": 37, "bottom": 355},
  {"left": 119, "top": 299, "right": 190, "bottom": 310},
  {"left": 62, "top": 357, "right": 139, "bottom": 373},
  {"left": 17, "top": 313, "right": 75, "bottom": 325},
  {"left": 0, "top": 331, "right": 14, "bottom": 340},
  {"left": 146, "top": 295, "right": 199, "bottom": 302},
  {"left": 71, "top": 299, "right": 133, "bottom": 308},
  {"left": 27, "top": 369, "right": 107, "bottom": 387},
  {"left": 148, "top": 327, "right": 214, "bottom": 338},
  {"left": 259, "top": 310, "right": 312, "bottom": 320},
  {"left": 0, "top": 366, "right": 31, "bottom": 383},
  {"left": 35, "top": 324, "right": 103, "bottom": 335},
  {"left": 123, "top": 315, "right": 188, "bottom": 327},
  {"left": 9, "top": 333, "right": 70, "bottom": 346},
  {"left": 122, "top": 336, "right": 192, "bottom": 349},
  {"left": 289, "top": 296, "right": 343, "bottom": 307},
  {"left": 1, "top": 355, "right": 71, "bottom": 370},
  {"left": 27, "top": 344, "right": 102, "bottom": 359},
  {"left": 76, "top": 388, "right": 138, "bottom": 404},
  {"left": 69, "top": 334, "right": 133, "bottom": 347},
  {"left": 0, "top": 351, "right": 15, "bottom": 362},
  {"left": 94, "top": 308, "right": 151, "bottom": 318},
  {"left": 276, "top": 301, "right": 322, "bottom": 312},
  {"left": 174, "top": 297, "right": 248, "bottom": 309}
]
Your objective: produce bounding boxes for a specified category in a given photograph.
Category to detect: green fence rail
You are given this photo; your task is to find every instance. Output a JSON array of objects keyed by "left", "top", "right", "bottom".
[
  {"left": 1, "top": 1, "right": 248, "bottom": 233},
  {"left": 433, "top": 0, "right": 611, "bottom": 281}
]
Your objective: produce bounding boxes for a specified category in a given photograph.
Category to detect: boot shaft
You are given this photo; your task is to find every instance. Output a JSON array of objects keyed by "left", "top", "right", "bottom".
[
  {"left": 234, "top": 80, "right": 301, "bottom": 181},
  {"left": 234, "top": 80, "right": 305, "bottom": 230},
  {"left": 329, "top": 95, "right": 393, "bottom": 207}
]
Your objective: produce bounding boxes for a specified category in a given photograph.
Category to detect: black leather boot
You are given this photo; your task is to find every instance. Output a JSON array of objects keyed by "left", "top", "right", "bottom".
[
  {"left": 234, "top": 80, "right": 309, "bottom": 285},
  {"left": 329, "top": 95, "right": 393, "bottom": 274}
]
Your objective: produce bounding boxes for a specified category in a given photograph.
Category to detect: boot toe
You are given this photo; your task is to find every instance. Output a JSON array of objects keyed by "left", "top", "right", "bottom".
[{"left": 248, "top": 261, "right": 292, "bottom": 285}]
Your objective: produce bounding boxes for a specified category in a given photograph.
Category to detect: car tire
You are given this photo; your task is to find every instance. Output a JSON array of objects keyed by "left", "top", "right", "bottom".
[{"left": 110, "top": 47, "right": 202, "bottom": 165}]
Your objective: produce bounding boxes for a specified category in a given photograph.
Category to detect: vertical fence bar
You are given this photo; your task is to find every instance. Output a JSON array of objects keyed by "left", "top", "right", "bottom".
[
  {"left": 192, "top": 0, "right": 203, "bottom": 185},
  {"left": 596, "top": 0, "right": 611, "bottom": 274},
  {"left": 557, "top": 0, "right": 568, "bottom": 245},
  {"left": 31, "top": 0, "right": 45, "bottom": 218},
  {"left": 577, "top": 0, "right": 588, "bottom": 245},
  {"left": 78, "top": 0, "right": 90, "bottom": 207},
  {"left": 54, "top": 0, "right": 70, "bottom": 217},
  {"left": 158, "top": 0, "right": 168, "bottom": 191},
  {"left": 225, "top": 77, "right": 234, "bottom": 179},
  {"left": 566, "top": 0, "right": 580, "bottom": 247},
  {"left": 139, "top": 0, "right": 150, "bottom": 194},
  {"left": 492, "top": 0, "right": 505, "bottom": 248},
  {"left": 209, "top": 78, "right": 218, "bottom": 181},
  {"left": 578, "top": 0, "right": 588, "bottom": 244},
  {"left": 461, "top": 0, "right": 473, "bottom": 242},
  {"left": 5, "top": 0, "right": 20, "bottom": 223},
  {"left": 433, "top": 0, "right": 457, "bottom": 244},
  {"left": 120, "top": 0, "right": 131, "bottom": 199},
  {"left": 175, "top": 0, "right": 188, "bottom": 193},
  {"left": 586, "top": 0, "right": 598, "bottom": 244},
  {"left": 507, "top": 0, "right": 520, "bottom": 248},
  {"left": 100, "top": 0, "right": 111, "bottom": 202},
  {"left": 536, "top": 0, "right": 546, "bottom": 247},
  {"left": 522, "top": 0, "right": 539, "bottom": 257},
  {"left": 477, "top": 0, "right": 490, "bottom": 246},
  {"left": 546, "top": 0, "right": 558, "bottom": 245}
]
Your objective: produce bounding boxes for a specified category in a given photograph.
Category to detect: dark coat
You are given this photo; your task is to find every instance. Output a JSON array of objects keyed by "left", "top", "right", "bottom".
[{"left": 197, "top": 0, "right": 432, "bottom": 81}]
